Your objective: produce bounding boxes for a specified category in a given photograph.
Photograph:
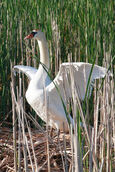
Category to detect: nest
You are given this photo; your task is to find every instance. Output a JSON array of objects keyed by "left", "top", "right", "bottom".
[{"left": 0, "top": 127, "right": 72, "bottom": 172}]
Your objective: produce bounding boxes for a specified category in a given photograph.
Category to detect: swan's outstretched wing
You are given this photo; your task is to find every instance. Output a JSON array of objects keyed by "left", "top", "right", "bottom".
[
  {"left": 48, "top": 62, "right": 107, "bottom": 101},
  {"left": 14, "top": 65, "right": 37, "bottom": 80}
]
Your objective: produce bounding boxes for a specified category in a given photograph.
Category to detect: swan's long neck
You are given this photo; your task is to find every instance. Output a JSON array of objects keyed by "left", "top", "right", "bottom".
[
  {"left": 29, "top": 37, "right": 50, "bottom": 89},
  {"left": 37, "top": 39, "right": 49, "bottom": 69}
]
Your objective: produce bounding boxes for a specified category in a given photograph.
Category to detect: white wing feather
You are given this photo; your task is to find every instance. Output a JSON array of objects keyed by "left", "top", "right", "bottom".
[
  {"left": 48, "top": 62, "right": 106, "bottom": 101},
  {"left": 14, "top": 65, "right": 37, "bottom": 80}
]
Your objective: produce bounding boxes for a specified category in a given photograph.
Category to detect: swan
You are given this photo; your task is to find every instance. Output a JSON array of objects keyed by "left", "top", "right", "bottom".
[{"left": 14, "top": 30, "right": 107, "bottom": 132}]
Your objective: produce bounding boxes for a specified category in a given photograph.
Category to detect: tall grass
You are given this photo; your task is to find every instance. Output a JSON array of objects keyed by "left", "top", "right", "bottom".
[
  {"left": 1, "top": 0, "right": 114, "bottom": 118},
  {"left": 1, "top": 0, "right": 115, "bottom": 171}
]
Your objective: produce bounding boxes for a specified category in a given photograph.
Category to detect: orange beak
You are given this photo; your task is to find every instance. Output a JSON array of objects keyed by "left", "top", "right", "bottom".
[{"left": 24, "top": 33, "right": 34, "bottom": 40}]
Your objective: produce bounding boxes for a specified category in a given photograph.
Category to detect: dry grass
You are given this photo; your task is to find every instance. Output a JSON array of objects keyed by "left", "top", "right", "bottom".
[{"left": 0, "top": 127, "right": 72, "bottom": 172}]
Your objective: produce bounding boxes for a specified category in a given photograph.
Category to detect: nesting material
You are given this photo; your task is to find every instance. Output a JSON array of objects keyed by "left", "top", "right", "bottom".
[{"left": 0, "top": 127, "right": 71, "bottom": 172}]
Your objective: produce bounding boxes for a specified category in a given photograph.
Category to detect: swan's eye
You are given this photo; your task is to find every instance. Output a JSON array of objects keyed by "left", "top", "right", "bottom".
[{"left": 31, "top": 31, "right": 37, "bottom": 36}]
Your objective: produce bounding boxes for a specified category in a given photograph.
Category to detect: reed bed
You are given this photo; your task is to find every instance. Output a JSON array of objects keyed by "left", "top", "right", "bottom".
[
  {"left": 1, "top": 0, "right": 115, "bottom": 171},
  {"left": 0, "top": 71, "right": 114, "bottom": 171}
]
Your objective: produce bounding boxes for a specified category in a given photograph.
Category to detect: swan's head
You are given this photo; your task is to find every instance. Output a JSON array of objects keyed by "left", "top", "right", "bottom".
[{"left": 24, "top": 30, "right": 46, "bottom": 41}]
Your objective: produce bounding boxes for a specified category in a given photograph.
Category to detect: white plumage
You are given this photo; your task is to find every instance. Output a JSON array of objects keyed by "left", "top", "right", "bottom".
[{"left": 14, "top": 30, "right": 107, "bottom": 131}]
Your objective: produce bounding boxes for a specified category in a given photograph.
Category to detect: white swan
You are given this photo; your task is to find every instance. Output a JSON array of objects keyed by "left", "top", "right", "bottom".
[{"left": 14, "top": 30, "right": 107, "bottom": 131}]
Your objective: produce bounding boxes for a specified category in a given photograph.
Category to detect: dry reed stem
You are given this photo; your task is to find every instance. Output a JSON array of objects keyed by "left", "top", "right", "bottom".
[
  {"left": 106, "top": 76, "right": 110, "bottom": 172},
  {"left": 17, "top": 76, "right": 21, "bottom": 172},
  {"left": 89, "top": 128, "right": 94, "bottom": 172},
  {"left": 25, "top": 117, "right": 38, "bottom": 171},
  {"left": 111, "top": 77, "right": 115, "bottom": 160},
  {"left": 63, "top": 124, "right": 68, "bottom": 172},
  {"left": 44, "top": 82, "right": 51, "bottom": 172},
  {"left": 51, "top": 15, "right": 61, "bottom": 75},
  {"left": 94, "top": 82, "right": 100, "bottom": 156},
  {"left": 70, "top": 124, "right": 74, "bottom": 172},
  {"left": 69, "top": 62, "right": 83, "bottom": 172},
  {"left": 93, "top": 82, "right": 100, "bottom": 172},
  {"left": 10, "top": 62, "right": 17, "bottom": 172},
  {"left": 57, "top": 131, "right": 66, "bottom": 172},
  {"left": 17, "top": 86, "right": 21, "bottom": 172},
  {"left": 21, "top": 96, "right": 28, "bottom": 171}
]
